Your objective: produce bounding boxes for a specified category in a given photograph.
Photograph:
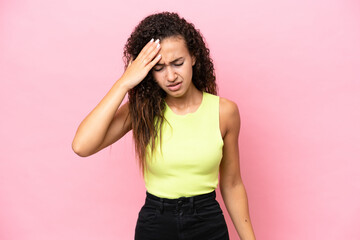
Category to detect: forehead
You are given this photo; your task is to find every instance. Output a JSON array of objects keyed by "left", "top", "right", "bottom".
[{"left": 158, "top": 36, "right": 190, "bottom": 62}]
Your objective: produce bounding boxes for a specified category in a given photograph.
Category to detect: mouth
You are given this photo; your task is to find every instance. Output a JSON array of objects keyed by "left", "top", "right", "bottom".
[
  {"left": 167, "top": 82, "right": 181, "bottom": 87},
  {"left": 167, "top": 82, "right": 182, "bottom": 91}
]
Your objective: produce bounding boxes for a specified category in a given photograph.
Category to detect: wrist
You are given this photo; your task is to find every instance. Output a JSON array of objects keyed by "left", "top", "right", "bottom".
[{"left": 116, "top": 77, "right": 132, "bottom": 92}]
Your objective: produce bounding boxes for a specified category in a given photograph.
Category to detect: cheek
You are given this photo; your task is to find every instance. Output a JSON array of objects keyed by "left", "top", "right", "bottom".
[
  {"left": 182, "top": 65, "right": 193, "bottom": 77},
  {"left": 151, "top": 71, "right": 160, "bottom": 80},
  {"left": 151, "top": 70, "right": 157, "bottom": 79},
  {"left": 152, "top": 72, "right": 164, "bottom": 85}
]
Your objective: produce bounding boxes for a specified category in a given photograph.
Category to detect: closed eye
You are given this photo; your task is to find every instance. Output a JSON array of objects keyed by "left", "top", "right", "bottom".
[
  {"left": 174, "top": 62, "right": 184, "bottom": 66},
  {"left": 153, "top": 62, "right": 183, "bottom": 71}
]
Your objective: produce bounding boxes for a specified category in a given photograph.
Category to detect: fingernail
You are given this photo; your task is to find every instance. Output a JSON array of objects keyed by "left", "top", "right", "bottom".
[
  {"left": 156, "top": 43, "right": 160, "bottom": 48},
  {"left": 155, "top": 39, "right": 160, "bottom": 44},
  {"left": 150, "top": 38, "right": 154, "bottom": 42},
  {"left": 158, "top": 54, "right": 161, "bottom": 58}
]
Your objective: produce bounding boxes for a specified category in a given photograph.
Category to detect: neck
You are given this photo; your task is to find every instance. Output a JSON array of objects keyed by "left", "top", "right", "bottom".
[{"left": 165, "top": 84, "right": 203, "bottom": 112}]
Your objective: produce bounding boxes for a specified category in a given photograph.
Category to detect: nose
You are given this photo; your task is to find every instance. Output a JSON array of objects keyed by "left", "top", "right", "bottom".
[{"left": 166, "top": 67, "right": 177, "bottom": 82}]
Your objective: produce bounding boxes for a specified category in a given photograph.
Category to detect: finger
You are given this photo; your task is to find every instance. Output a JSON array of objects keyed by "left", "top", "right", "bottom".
[
  {"left": 138, "top": 39, "right": 161, "bottom": 65},
  {"left": 136, "top": 38, "right": 156, "bottom": 61},
  {"left": 146, "top": 54, "right": 162, "bottom": 71},
  {"left": 142, "top": 41, "right": 161, "bottom": 66}
]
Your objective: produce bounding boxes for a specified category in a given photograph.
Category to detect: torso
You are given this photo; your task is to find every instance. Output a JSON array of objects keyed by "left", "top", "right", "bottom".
[{"left": 145, "top": 91, "right": 224, "bottom": 198}]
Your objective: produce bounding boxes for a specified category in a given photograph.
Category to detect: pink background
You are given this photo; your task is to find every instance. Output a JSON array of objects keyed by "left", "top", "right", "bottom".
[{"left": 1, "top": 0, "right": 359, "bottom": 239}]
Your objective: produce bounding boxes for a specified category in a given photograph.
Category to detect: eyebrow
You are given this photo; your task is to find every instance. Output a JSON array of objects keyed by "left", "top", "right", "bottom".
[{"left": 155, "top": 57, "right": 184, "bottom": 66}]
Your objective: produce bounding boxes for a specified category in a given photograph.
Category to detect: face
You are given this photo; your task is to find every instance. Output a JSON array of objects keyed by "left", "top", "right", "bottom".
[{"left": 151, "top": 36, "right": 196, "bottom": 98}]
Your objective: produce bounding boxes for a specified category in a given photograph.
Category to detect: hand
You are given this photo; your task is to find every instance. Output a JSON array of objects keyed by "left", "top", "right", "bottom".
[{"left": 120, "top": 39, "right": 162, "bottom": 90}]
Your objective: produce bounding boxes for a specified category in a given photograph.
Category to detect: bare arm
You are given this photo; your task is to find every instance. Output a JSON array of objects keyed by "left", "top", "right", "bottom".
[
  {"left": 72, "top": 38, "right": 162, "bottom": 157},
  {"left": 71, "top": 80, "right": 130, "bottom": 157},
  {"left": 219, "top": 97, "right": 256, "bottom": 240}
]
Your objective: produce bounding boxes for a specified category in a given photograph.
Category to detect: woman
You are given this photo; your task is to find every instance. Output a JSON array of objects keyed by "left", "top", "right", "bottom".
[{"left": 72, "top": 12, "right": 256, "bottom": 240}]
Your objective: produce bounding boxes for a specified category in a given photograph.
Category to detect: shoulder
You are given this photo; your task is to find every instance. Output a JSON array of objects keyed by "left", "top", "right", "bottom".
[
  {"left": 219, "top": 97, "right": 240, "bottom": 119},
  {"left": 219, "top": 97, "right": 241, "bottom": 136}
]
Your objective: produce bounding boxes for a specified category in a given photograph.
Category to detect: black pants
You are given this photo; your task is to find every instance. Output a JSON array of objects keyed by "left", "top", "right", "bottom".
[{"left": 134, "top": 190, "right": 230, "bottom": 240}]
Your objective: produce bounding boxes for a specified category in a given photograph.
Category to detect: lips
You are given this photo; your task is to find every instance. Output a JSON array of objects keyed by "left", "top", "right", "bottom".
[
  {"left": 167, "top": 82, "right": 182, "bottom": 91},
  {"left": 167, "top": 82, "right": 181, "bottom": 87}
]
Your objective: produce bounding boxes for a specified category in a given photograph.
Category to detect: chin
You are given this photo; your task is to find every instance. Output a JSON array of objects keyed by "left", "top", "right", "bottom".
[{"left": 166, "top": 90, "right": 184, "bottom": 98}]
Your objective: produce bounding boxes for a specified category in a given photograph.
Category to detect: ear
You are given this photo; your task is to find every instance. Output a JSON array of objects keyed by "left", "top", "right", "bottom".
[{"left": 191, "top": 55, "right": 196, "bottom": 66}]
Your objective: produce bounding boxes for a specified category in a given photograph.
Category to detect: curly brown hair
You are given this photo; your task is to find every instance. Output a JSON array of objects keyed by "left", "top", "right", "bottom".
[{"left": 123, "top": 11, "right": 218, "bottom": 176}]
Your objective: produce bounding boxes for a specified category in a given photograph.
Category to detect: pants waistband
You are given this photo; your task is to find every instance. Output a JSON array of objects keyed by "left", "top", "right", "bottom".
[
  {"left": 146, "top": 190, "right": 215, "bottom": 203},
  {"left": 145, "top": 190, "right": 216, "bottom": 214},
  {"left": 146, "top": 190, "right": 215, "bottom": 207}
]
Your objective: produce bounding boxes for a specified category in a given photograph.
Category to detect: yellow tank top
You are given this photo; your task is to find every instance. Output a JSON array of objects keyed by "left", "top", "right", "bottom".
[{"left": 144, "top": 91, "right": 224, "bottom": 199}]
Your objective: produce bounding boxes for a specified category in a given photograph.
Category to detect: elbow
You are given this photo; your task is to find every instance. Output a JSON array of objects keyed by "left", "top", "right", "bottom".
[
  {"left": 72, "top": 140, "right": 90, "bottom": 157},
  {"left": 220, "top": 179, "right": 244, "bottom": 192}
]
